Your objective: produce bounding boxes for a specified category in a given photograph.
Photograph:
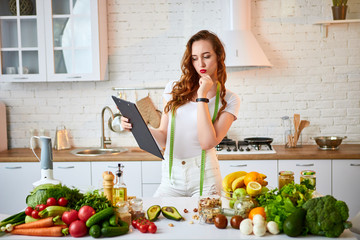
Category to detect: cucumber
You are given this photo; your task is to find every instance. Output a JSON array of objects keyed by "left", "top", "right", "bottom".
[
  {"left": 86, "top": 207, "right": 114, "bottom": 227},
  {"left": 89, "top": 224, "right": 101, "bottom": 238},
  {"left": 101, "top": 225, "right": 129, "bottom": 237},
  {"left": 109, "top": 215, "right": 118, "bottom": 226}
]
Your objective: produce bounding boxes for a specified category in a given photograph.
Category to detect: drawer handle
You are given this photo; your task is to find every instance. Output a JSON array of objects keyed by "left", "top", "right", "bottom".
[
  {"left": 296, "top": 163, "right": 314, "bottom": 167},
  {"left": 67, "top": 76, "right": 82, "bottom": 79},
  {"left": 108, "top": 166, "right": 117, "bottom": 168},
  {"left": 58, "top": 166, "right": 75, "bottom": 169},
  {"left": 350, "top": 163, "right": 360, "bottom": 166},
  {"left": 5, "top": 166, "right": 22, "bottom": 169},
  {"left": 230, "top": 164, "right": 247, "bottom": 167}
]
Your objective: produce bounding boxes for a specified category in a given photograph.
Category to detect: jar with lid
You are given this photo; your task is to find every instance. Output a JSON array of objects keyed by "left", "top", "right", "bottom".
[
  {"left": 233, "top": 195, "right": 254, "bottom": 218},
  {"left": 300, "top": 170, "right": 316, "bottom": 190},
  {"left": 198, "top": 195, "right": 222, "bottom": 224},
  {"left": 116, "top": 201, "right": 131, "bottom": 226},
  {"left": 129, "top": 198, "right": 145, "bottom": 220},
  {"left": 278, "top": 171, "right": 294, "bottom": 190}
]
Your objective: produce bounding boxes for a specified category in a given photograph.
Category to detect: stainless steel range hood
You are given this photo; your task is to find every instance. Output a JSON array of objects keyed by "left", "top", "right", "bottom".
[{"left": 221, "top": 0, "right": 272, "bottom": 67}]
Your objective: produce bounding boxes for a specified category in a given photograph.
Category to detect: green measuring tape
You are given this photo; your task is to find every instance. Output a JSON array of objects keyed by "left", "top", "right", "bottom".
[{"left": 169, "top": 82, "right": 220, "bottom": 196}]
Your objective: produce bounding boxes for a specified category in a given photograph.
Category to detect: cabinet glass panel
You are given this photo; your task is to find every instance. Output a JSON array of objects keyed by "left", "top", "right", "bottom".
[
  {"left": 52, "top": 0, "right": 70, "bottom": 15},
  {"left": 1, "top": 51, "right": 19, "bottom": 74},
  {"left": 22, "top": 51, "right": 38, "bottom": 74},
  {"left": 0, "top": 0, "right": 13, "bottom": 16},
  {"left": 73, "top": 0, "right": 90, "bottom": 15},
  {"left": 54, "top": 50, "right": 69, "bottom": 73},
  {"left": 53, "top": 18, "right": 70, "bottom": 48},
  {"left": 19, "top": 0, "right": 36, "bottom": 16},
  {"left": 74, "top": 49, "right": 91, "bottom": 73},
  {"left": 20, "top": 19, "right": 37, "bottom": 48},
  {"left": 1, "top": 19, "right": 18, "bottom": 48},
  {"left": 73, "top": 17, "right": 91, "bottom": 48}
]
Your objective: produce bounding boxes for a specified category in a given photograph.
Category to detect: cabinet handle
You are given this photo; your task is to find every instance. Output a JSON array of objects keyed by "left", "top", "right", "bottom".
[
  {"left": 296, "top": 163, "right": 314, "bottom": 167},
  {"left": 350, "top": 163, "right": 360, "bottom": 166},
  {"left": 5, "top": 166, "right": 22, "bottom": 169},
  {"left": 230, "top": 164, "right": 247, "bottom": 167},
  {"left": 108, "top": 166, "right": 117, "bottom": 168},
  {"left": 67, "top": 76, "right": 82, "bottom": 79},
  {"left": 57, "top": 166, "right": 75, "bottom": 169},
  {"left": 13, "top": 77, "right": 29, "bottom": 79}
]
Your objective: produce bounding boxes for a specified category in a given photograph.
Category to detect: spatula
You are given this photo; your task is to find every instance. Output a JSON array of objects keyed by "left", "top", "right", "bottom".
[
  {"left": 296, "top": 120, "right": 310, "bottom": 143},
  {"left": 293, "top": 114, "right": 300, "bottom": 142}
]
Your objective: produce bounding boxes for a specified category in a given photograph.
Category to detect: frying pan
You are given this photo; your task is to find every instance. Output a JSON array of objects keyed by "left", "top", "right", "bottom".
[{"left": 244, "top": 137, "right": 273, "bottom": 150}]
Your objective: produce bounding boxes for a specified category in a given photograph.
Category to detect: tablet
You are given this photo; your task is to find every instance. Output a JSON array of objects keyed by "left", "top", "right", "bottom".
[{"left": 112, "top": 96, "right": 164, "bottom": 159}]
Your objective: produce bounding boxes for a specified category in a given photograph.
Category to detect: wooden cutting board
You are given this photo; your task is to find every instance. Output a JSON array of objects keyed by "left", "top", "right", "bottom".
[{"left": 0, "top": 102, "right": 8, "bottom": 151}]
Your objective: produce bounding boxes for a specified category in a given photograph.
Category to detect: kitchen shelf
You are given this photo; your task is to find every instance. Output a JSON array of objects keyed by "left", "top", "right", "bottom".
[{"left": 313, "top": 19, "right": 360, "bottom": 37}]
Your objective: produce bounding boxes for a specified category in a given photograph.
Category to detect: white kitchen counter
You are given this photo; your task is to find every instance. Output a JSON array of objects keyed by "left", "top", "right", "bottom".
[{"left": 0, "top": 197, "right": 357, "bottom": 240}]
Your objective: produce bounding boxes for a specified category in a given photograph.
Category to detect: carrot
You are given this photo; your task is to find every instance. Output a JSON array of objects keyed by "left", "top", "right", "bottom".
[
  {"left": 14, "top": 217, "right": 55, "bottom": 229},
  {"left": 11, "top": 226, "right": 69, "bottom": 237}
]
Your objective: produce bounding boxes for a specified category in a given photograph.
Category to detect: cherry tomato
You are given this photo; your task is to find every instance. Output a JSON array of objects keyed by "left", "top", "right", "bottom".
[
  {"left": 138, "top": 224, "right": 148, "bottom": 233},
  {"left": 148, "top": 224, "right": 157, "bottom": 234},
  {"left": 38, "top": 204, "right": 47, "bottom": 211},
  {"left": 31, "top": 210, "right": 40, "bottom": 219},
  {"left": 25, "top": 207, "right": 33, "bottom": 216},
  {"left": 132, "top": 220, "right": 138, "bottom": 229},
  {"left": 35, "top": 204, "right": 41, "bottom": 211},
  {"left": 46, "top": 197, "right": 57, "bottom": 206},
  {"left": 57, "top": 197, "right": 68, "bottom": 206}
]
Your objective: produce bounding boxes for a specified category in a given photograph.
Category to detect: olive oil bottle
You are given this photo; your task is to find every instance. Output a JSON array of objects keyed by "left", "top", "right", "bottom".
[{"left": 113, "top": 163, "right": 127, "bottom": 205}]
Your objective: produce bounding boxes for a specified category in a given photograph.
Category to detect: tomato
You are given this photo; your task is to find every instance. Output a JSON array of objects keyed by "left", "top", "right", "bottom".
[
  {"left": 78, "top": 205, "right": 95, "bottom": 222},
  {"left": 31, "top": 210, "right": 40, "bottom": 219},
  {"left": 62, "top": 209, "right": 79, "bottom": 225},
  {"left": 69, "top": 220, "right": 88, "bottom": 237},
  {"left": 38, "top": 204, "right": 47, "bottom": 211},
  {"left": 46, "top": 197, "right": 57, "bottom": 206},
  {"left": 35, "top": 204, "right": 41, "bottom": 211},
  {"left": 25, "top": 207, "right": 33, "bottom": 216},
  {"left": 58, "top": 197, "right": 68, "bottom": 206},
  {"left": 148, "top": 224, "right": 157, "bottom": 234},
  {"left": 138, "top": 224, "right": 148, "bottom": 233},
  {"left": 132, "top": 220, "right": 138, "bottom": 229}
]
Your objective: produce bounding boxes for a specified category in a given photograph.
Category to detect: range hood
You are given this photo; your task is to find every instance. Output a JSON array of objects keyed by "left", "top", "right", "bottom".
[{"left": 221, "top": 0, "right": 272, "bottom": 67}]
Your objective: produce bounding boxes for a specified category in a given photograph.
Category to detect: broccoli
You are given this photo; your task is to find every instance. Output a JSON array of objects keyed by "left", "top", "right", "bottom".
[{"left": 302, "top": 195, "right": 352, "bottom": 238}]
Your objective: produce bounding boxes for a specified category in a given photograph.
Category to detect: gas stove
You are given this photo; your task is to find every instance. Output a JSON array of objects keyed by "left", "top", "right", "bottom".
[{"left": 215, "top": 137, "right": 276, "bottom": 155}]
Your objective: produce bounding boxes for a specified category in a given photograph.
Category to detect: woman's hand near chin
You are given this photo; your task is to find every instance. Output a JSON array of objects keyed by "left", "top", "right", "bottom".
[
  {"left": 120, "top": 116, "right": 132, "bottom": 131},
  {"left": 198, "top": 74, "right": 213, "bottom": 98}
]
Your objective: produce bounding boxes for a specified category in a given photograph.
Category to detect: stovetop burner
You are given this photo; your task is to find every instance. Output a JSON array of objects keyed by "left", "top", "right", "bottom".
[{"left": 216, "top": 137, "right": 276, "bottom": 155}]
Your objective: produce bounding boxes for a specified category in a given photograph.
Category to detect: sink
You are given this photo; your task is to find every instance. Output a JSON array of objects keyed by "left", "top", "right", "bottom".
[{"left": 71, "top": 148, "right": 128, "bottom": 156}]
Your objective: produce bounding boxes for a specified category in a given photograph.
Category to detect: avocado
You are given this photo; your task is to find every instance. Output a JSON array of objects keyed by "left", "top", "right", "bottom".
[
  {"left": 283, "top": 208, "right": 306, "bottom": 237},
  {"left": 147, "top": 205, "right": 161, "bottom": 221},
  {"left": 161, "top": 206, "right": 183, "bottom": 221}
]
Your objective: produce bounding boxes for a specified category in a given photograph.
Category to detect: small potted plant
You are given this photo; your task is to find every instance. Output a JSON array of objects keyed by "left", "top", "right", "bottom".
[{"left": 332, "top": 0, "right": 348, "bottom": 20}]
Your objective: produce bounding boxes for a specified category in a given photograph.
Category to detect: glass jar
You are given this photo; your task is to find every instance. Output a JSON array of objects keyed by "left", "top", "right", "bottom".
[
  {"left": 129, "top": 198, "right": 145, "bottom": 220},
  {"left": 300, "top": 170, "right": 316, "bottom": 190},
  {"left": 233, "top": 195, "right": 254, "bottom": 218},
  {"left": 198, "top": 195, "right": 222, "bottom": 224},
  {"left": 278, "top": 171, "right": 294, "bottom": 190},
  {"left": 116, "top": 201, "right": 131, "bottom": 226}
]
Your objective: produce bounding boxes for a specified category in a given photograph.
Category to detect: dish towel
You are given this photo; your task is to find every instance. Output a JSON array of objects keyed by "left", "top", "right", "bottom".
[{"left": 136, "top": 96, "right": 161, "bottom": 128}]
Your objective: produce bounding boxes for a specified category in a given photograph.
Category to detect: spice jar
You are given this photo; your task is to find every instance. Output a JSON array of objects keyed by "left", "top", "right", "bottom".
[
  {"left": 116, "top": 201, "right": 131, "bottom": 226},
  {"left": 129, "top": 198, "right": 145, "bottom": 220},
  {"left": 233, "top": 195, "right": 254, "bottom": 218},
  {"left": 278, "top": 171, "right": 294, "bottom": 190},
  {"left": 300, "top": 170, "right": 316, "bottom": 190},
  {"left": 198, "top": 195, "right": 222, "bottom": 224}
]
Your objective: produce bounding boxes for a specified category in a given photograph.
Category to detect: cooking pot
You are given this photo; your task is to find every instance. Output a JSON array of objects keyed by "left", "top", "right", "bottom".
[
  {"left": 310, "top": 136, "right": 347, "bottom": 150},
  {"left": 244, "top": 137, "right": 273, "bottom": 150}
]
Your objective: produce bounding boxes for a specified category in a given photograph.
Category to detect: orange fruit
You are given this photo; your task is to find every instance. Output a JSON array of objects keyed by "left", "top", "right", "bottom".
[
  {"left": 244, "top": 172, "right": 262, "bottom": 186},
  {"left": 248, "top": 207, "right": 266, "bottom": 220}
]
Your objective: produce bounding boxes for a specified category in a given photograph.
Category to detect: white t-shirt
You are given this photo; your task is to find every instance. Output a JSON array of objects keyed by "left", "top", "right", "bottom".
[{"left": 162, "top": 80, "right": 241, "bottom": 159}]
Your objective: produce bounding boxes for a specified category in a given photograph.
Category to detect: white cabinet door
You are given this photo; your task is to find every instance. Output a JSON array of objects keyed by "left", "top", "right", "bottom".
[
  {"left": 332, "top": 159, "right": 360, "bottom": 219},
  {"left": 278, "top": 159, "right": 331, "bottom": 195},
  {"left": 0, "top": 162, "right": 40, "bottom": 214},
  {"left": 219, "top": 160, "right": 278, "bottom": 189},
  {"left": 141, "top": 161, "right": 162, "bottom": 197},
  {"left": 91, "top": 162, "right": 142, "bottom": 198},
  {"left": 53, "top": 162, "right": 91, "bottom": 193}
]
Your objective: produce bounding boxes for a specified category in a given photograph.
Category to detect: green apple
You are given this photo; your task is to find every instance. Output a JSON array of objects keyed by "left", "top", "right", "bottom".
[
  {"left": 233, "top": 188, "right": 247, "bottom": 200},
  {"left": 229, "top": 199, "right": 235, "bottom": 209}
]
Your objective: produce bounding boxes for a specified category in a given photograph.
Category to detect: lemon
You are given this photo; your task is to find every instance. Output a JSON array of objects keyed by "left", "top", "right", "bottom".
[{"left": 246, "top": 181, "right": 262, "bottom": 196}]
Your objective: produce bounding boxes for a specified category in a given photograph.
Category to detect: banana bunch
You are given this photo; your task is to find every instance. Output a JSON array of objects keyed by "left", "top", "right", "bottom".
[{"left": 222, "top": 171, "right": 247, "bottom": 192}]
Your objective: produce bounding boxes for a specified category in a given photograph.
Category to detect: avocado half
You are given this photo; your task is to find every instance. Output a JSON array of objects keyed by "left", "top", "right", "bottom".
[
  {"left": 147, "top": 205, "right": 161, "bottom": 221},
  {"left": 161, "top": 206, "right": 183, "bottom": 221}
]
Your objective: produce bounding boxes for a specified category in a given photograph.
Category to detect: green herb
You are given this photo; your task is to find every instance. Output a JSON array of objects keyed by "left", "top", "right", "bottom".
[{"left": 74, "top": 190, "right": 112, "bottom": 212}]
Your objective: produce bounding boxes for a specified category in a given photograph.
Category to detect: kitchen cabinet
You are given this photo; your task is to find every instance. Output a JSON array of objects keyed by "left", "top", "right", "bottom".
[
  {"left": 0, "top": 162, "right": 39, "bottom": 214},
  {"left": 91, "top": 161, "right": 142, "bottom": 198},
  {"left": 53, "top": 162, "right": 91, "bottom": 192},
  {"left": 278, "top": 159, "right": 331, "bottom": 195},
  {"left": 141, "top": 161, "right": 162, "bottom": 197},
  {"left": 219, "top": 160, "right": 278, "bottom": 189},
  {"left": 0, "top": 0, "right": 108, "bottom": 82},
  {"left": 332, "top": 159, "right": 360, "bottom": 219}
]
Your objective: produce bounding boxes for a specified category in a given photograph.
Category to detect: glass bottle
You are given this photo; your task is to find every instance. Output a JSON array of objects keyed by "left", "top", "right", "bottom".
[{"left": 112, "top": 163, "right": 127, "bottom": 206}]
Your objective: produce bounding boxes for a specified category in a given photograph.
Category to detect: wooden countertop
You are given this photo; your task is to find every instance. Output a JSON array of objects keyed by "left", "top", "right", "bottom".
[{"left": 0, "top": 144, "right": 359, "bottom": 162}]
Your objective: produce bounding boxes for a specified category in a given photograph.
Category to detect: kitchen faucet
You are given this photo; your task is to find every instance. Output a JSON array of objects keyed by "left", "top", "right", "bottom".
[{"left": 101, "top": 106, "right": 115, "bottom": 149}]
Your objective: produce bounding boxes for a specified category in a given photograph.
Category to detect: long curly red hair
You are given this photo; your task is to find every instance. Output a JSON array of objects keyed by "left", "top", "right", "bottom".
[{"left": 164, "top": 30, "right": 227, "bottom": 117}]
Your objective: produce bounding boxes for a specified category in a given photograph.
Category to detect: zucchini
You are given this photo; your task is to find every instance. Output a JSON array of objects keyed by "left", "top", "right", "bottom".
[
  {"left": 101, "top": 223, "right": 129, "bottom": 237},
  {"left": 86, "top": 207, "right": 114, "bottom": 227}
]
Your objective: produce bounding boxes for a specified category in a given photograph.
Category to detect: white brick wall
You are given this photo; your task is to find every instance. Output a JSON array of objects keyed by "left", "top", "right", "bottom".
[{"left": 0, "top": 0, "right": 359, "bottom": 149}]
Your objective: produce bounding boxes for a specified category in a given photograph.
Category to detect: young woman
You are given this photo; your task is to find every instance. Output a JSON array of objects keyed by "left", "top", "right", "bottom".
[{"left": 121, "top": 30, "right": 240, "bottom": 197}]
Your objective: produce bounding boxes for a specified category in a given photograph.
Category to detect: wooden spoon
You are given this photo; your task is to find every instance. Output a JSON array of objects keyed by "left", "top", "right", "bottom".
[
  {"left": 293, "top": 114, "right": 300, "bottom": 140},
  {"left": 296, "top": 120, "right": 310, "bottom": 143}
]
